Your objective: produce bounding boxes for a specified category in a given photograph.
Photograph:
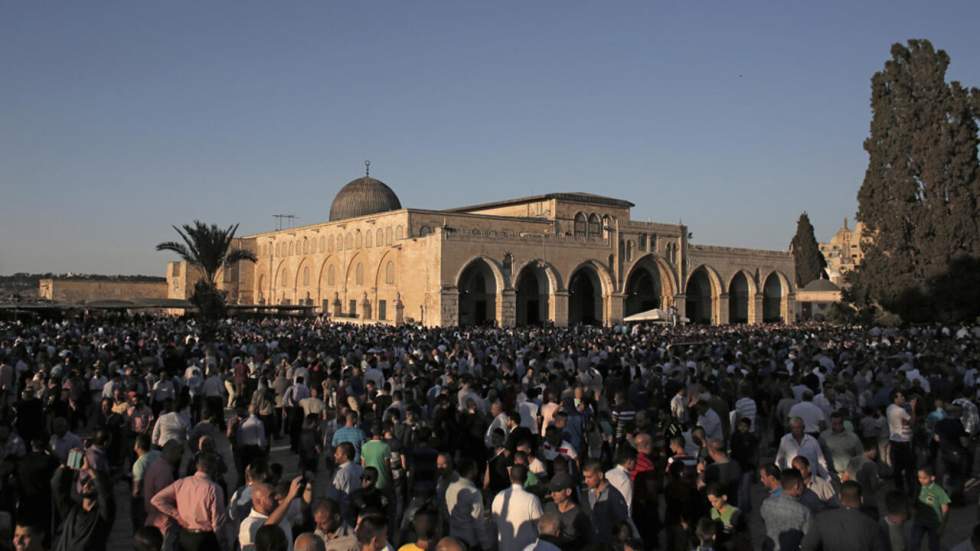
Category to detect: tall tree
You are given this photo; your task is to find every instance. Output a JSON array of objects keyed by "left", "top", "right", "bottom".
[
  {"left": 156, "top": 221, "right": 257, "bottom": 327},
  {"left": 853, "top": 39, "right": 980, "bottom": 321},
  {"left": 790, "top": 212, "right": 827, "bottom": 287}
]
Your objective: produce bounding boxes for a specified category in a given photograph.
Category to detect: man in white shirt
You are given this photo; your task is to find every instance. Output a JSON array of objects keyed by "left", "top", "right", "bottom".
[
  {"left": 491, "top": 464, "right": 543, "bottom": 550},
  {"left": 887, "top": 389, "right": 916, "bottom": 494},
  {"left": 696, "top": 401, "right": 724, "bottom": 442},
  {"left": 775, "top": 417, "right": 829, "bottom": 479},
  {"left": 788, "top": 391, "right": 827, "bottom": 435},
  {"left": 239, "top": 479, "right": 303, "bottom": 551},
  {"left": 605, "top": 446, "right": 635, "bottom": 514}
]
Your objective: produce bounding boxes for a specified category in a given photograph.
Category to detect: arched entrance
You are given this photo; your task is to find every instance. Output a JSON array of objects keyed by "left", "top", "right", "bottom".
[
  {"left": 568, "top": 266, "right": 603, "bottom": 325},
  {"left": 458, "top": 259, "right": 498, "bottom": 326},
  {"left": 763, "top": 272, "right": 783, "bottom": 323},
  {"left": 624, "top": 256, "right": 674, "bottom": 316},
  {"left": 686, "top": 267, "right": 714, "bottom": 324},
  {"left": 515, "top": 264, "right": 550, "bottom": 326},
  {"left": 729, "top": 272, "right": 750, "bottom": 324}
]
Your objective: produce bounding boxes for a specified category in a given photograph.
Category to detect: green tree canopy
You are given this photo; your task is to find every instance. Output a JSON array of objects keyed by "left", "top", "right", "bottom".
[
  {"left": 790, "top": 212, "right": 827, "bottom": 287},
  {"left": 852, "top": 39, "right": 980, "bottom": 322}
]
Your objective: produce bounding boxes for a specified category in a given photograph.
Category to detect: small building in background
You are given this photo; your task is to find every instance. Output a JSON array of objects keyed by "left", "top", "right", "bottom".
[{"left": 795, "top": 278, "right": 842, "bottom": 321}]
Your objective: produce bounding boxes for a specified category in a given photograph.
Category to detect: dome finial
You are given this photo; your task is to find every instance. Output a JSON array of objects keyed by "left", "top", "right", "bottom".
[{"left": 364, "top": 160, "right": 371, "bottom": 178}]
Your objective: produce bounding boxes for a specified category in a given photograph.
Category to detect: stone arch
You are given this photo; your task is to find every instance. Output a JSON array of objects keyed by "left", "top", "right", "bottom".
[
  {"left": 513, "top": 260, "right": 562, "bottom": 326},
  {"left": 373, "top": 249, "right": 400, "bottom": 290},
  {"left": 762, "top": 270, "right": 792, "bottom": 323},
  {"left": 727, "top": 270, "right": 758, "bottom": 324},
  {"left": 316, "top": 255, "right": 339, "bottom": 309},
  {"left": 566, "top": 260, "right": 615, "bottom": 326},
  {"left": 456, "top": 256, "right": 505, "bottom": 326},
  {"left": 685, "top": 264, "right": 723, "bottom": 324},
  {"left": 623, "top": 254, "right": 678, "bottom": 315},
  {"left": 273, "top": 260, "right": 291, "bottom": 304},
  {"left": 344, "top": 252, "right": 368, "bottom": 291}
]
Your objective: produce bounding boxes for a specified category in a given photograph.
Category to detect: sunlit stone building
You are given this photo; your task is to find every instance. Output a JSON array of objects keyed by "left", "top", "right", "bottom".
[{"left": 167, "top": 172, "right": 797, "bottom": 326}]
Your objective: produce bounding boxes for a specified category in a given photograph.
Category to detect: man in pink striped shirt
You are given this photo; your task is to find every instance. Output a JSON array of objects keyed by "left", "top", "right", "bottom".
[{"left": 151, "top": 452, "right": 226, "bottom": 551}]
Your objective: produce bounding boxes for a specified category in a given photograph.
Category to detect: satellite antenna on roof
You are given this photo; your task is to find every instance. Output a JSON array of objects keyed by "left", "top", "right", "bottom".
[{"left": 273, "top": 214, "right": 297, "bottom": 231}]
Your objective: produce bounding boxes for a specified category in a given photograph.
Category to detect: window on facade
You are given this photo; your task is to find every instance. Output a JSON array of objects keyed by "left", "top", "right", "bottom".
[
  {"left": 365, "top": 232, "right": 373, "bottom": 248},
  {"left": 377, "top": 229, "right": 384, "bottom": 246},
  {"left": 319, "top": 237, "right": 325, "bottom": 252},
  {"left": 356, "top": 232, "right": 363, "bottom": 249},
  {"left": 385, "top": 261, "right": 395, "bottom": 285},
  {"left": 303, "top": 266, "right": 310, "bottom": 286},
  {"left": 280, "top": 269, "right": 289, "bottom": 289},
  {"left": 288, "top": 243, "right": 294, "bottom": 256},
  {"left": 327, "top": 265, "right": 336, "bottom": 286},
  {"left": 345, "top": 233, "right": 353, "bottom": 249},
  {"left": 419, "top": 226, "right": 432, "bottom": 237},
  {"left": 349, "top": 300, "right": 357, "bottom": 316},
  {"left": 588, "top": 214, "right": 601, "bottom": 238},
  {"left": 574, "top": 213, "right": 587, "bottom": 238},
  {"left": 327, "top": 235, "right": 334, "bottom": 252},
  {"left": 378, "top": 300, "right": 387, "bottom": 321},
  {"left": 385, "top": 228, "right": 392, "bottom": 245},
  {"left": 638, "top": 234, "right": 647, "bottom": 251},
  {"left": 355, "top": 263, "right": 364, "bottom": 286},
  {"left": 627, "top": 241, "right": 634, "bottom": 262},
  {"left": 396, "top": 225, "right": 403, "bottom": 239},
  {"left": 172, "top": 263, "right": 181, "bottom": 277},
  {"left": 601, "top": 215, "right": 611, "bottom": 239}
]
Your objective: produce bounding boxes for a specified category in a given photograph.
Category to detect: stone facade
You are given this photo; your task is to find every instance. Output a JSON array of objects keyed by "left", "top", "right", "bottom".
[
  {"left": 165, "top": 180, "right": 797, "bottom": 326},
  {"left": 819, "top": 218, "right": 866, "bottom": 285},
  {"left": 39, "top": 278, "right": 167, "bottom": 304}
]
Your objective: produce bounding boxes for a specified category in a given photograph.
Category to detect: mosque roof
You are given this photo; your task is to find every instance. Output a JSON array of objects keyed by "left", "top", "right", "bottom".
[
  {"left": 446, "top": 192, "right": 635, "bottom": 213},
  {"left": 329, "top": 176, "right": 403, "bottom": 222}
]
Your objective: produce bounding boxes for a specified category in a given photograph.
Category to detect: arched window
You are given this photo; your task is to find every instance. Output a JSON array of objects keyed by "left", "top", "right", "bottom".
[
  {"left": 288, "top": 242, "right": 294, "bottom": 256},
  {"left": 626, "top": 240, "right": 634, "bottom": 262},
  {"left": 302, "top": 266, "right": 310, "bottom": 286},
  {"left": 385, "top": 261, "right": 395, "bottom": 285},
  {"left": 355, "top": 231, "right": 363, "bottom": 249},
  {"left": 588, "top": 214, "right": 601, "bottom": 238},
  {"left": 395, "top": 225, "right": 403, "bottom": 240},
  {"left": 419, "top": 225, "right": 432, "bottom": 237},
  {"left": 377, "top": 228, "right": 384, "bottom": 246},
  {"left": 574, "top": 213, "right": 587, "bottom": 238},
  {"left": 345, "top": 233, "right": 353, "bottom": 249},
  {"left": 280, "top": 268, "right": 289, "bottom": 289},
  {"left": 385, "top": 228, "right": 392, "bottom": 245},
  {"left": 365, "top": 231, "right": 373, "bottom": 248},
  {"left": 328, "top": 235, "right": 335, "bottom": 252},
  {"left": 355, "top": 262, "right": 364, "bottom": 286},
  {"left": 327, "top": 265, "right": 336, "bottom": 286},
  {"left": 319, "top": 237, "right": 325, "bottom": 252}
]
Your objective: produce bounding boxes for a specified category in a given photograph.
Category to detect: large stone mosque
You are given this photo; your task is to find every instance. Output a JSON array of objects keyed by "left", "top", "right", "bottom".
[{"left": 167, "top": 169, "right": 797, "bottom": 327}]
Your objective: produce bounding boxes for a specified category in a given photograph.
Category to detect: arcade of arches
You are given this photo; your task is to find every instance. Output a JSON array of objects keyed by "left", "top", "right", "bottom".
[{"left": 166, "top": 179, "right": 796, "bottom": 327}]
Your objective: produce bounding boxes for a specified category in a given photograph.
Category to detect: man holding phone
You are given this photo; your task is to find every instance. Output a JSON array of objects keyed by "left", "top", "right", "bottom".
[{"left": 51, "top": 450, "right": 115, "bottom": 551}]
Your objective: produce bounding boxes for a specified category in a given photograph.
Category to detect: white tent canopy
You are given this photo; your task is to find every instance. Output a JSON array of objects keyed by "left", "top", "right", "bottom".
[{"left": 623, "top": 308, "right": 676, "bottom": 323}]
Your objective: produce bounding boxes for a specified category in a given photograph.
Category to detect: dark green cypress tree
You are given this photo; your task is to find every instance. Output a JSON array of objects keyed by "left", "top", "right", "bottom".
[
  {"left": 853, "top": 39, "right": 980, "bottom": 321},
  {"left": 790, "top": 212, "right": 827, "bottom": 287}
]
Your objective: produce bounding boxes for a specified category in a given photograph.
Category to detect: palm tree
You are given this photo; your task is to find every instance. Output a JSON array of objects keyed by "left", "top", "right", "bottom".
[
  {"left": 156, "top": 221, "right": 257, "bottom": 327},
  {"left": 156, "top": 221, "right": 257, "bottom": 289}
]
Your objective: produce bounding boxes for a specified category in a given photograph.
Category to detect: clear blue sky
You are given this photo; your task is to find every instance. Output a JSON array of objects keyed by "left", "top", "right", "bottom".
[{"left": 2, "top": 2, "right": 979, "bottom": 275}]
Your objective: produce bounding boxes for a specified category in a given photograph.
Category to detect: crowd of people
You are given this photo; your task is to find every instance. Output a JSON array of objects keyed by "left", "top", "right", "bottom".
[{"left": 0, "top": 312, "right": 979, "bottom": 551}]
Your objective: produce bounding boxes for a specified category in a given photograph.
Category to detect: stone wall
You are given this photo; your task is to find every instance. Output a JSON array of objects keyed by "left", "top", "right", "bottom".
[{"left": 40, "top": 278, "right": 167, "bottom": 303}]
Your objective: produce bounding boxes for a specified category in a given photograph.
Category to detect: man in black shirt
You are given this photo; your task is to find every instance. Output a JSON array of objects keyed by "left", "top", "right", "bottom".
[
  {"left": 543, "top": 472, "right": 592, "bottom": 551},
  {"left": 51, "top": 458, "right": 115, "bottom": 551}
]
